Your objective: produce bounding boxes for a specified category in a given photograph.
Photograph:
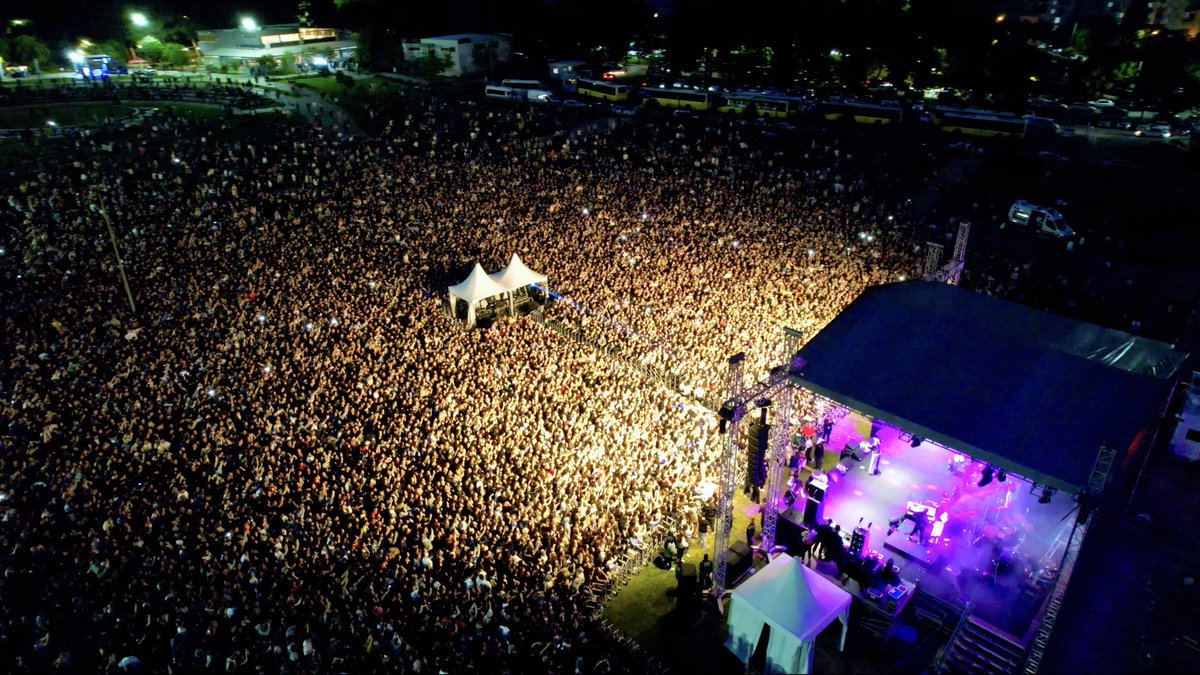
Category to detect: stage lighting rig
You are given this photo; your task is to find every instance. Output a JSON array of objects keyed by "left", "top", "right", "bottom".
[{"left": 978, "top": 465, "right": 994, "bottom": 487}]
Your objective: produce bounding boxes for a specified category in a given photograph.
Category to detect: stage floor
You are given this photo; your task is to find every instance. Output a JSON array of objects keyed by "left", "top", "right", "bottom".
[{"left": 798, "top": 411, "right": 1079, "bottom": 638}]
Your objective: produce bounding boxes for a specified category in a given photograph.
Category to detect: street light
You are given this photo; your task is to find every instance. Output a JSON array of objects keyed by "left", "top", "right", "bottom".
[
  {"left": 130, "top": 12, "right": 149, "bottom": 28},
  {"left": 241, "top": 17, "right": 259, "bottom": 31}
]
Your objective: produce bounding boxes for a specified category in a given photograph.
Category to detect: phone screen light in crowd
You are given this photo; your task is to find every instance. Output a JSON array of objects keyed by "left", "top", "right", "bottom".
[
  {"left": 731, "top": 239, "right": 740, "bottom": 248},
  {"left": 888, "top": 215, "right": 894, "bottom": 221},
  {"left": 206, "top": 388, "right": 217, "bottom": 397},
  {"left": 330, "top": 317, "right": 339, "bottom": 326},
  {"left": 866, "top": 234, "right": 875, "bottom": 243},
  {"left": 263, "top": 364, "right": 273, "bottom": 374},
  {"left": 641, "top": 212, "right": 649, "bottom": 221},
  {"left": 257, "top": 313, "right": 266, "bottom": 323},
  {"left": 808, "top": 249, "right": 816, "bottom": 257},
  {"left": 899, "top": 275, "right": 907, "bottom": 281},
  {"left": 0, "top": 247, "right": 6, "bottom": 256},
  {"left": 305, "top": 322, "right": 315, "bottom": 331},
  {"left": 582, "top": 208, "right": 590, "bottom": 216},
  {"left": 173, "top": 157, "right": 181, "bottom": 164},
  {"left": 368, "top": 280, "right": 378, "bottom": 289}
]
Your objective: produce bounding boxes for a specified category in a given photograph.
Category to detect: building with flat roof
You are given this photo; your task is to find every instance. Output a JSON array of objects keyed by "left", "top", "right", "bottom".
[
  {"left": 196, "top": 23, "right": 355, "bottom": 66},
  {"left": 401, "top": 34, "right": 511, "bottom": 77}
]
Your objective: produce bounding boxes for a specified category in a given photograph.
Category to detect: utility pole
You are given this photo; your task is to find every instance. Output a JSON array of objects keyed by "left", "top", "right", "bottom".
[{"left": 95, "top": 193, "right": 137, "bottom": 314}]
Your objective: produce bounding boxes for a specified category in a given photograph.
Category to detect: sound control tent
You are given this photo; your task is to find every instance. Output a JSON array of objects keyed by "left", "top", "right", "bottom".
[
  {"left": 725, "top": 554, "right": 851, "bottom": 675},
  {"left": 447, "top": 262, "right": 507, "bottom": 328}
]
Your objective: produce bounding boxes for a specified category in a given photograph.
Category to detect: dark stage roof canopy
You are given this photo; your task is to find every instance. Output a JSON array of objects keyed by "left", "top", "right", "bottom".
[{"left": 793, "top": 281, "right": 1188, "bottom": 493}]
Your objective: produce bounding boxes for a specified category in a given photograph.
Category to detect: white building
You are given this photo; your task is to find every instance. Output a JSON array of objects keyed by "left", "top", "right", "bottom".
[
  {"left": 401, "top": 34, "right": 511, "bottom": 77},
  {"left": 196, "top": 23, "right": 356, "bottom": 67}
]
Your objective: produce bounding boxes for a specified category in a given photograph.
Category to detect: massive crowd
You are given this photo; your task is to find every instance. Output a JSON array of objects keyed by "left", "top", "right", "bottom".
[{"left": 0, "top": 89, "right": 1178, "bottom": 674}]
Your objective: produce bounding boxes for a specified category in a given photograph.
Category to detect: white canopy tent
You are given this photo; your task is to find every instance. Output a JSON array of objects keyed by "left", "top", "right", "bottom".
[
  {"left": 448, "top": 263, "right": 508, "bottom": 328},
  {"left": 447, "top": 256, "right": 550, "bottom": 327},
  {"left": 489, "top": 253, "right": 548, "bottom": 292},
  {"left": 725, "top": 554, "right": 852, "bottom": 675}
]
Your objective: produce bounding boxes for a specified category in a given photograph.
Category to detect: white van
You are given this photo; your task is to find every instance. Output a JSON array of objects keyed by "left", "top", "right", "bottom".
[
  {"left": 526, "top": 90, "right": 560, "bottom": 104},
  {"left": 1008, "top": 200, "right": 1075, "bottom": 239},
  {"left": 485, "top": 85, "right": 518, "bottom": 100}
]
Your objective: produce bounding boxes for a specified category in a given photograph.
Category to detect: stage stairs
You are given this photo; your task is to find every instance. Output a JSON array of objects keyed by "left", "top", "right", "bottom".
[{"left": 938, "top": 615, "right": 1027, "bottom": 675}]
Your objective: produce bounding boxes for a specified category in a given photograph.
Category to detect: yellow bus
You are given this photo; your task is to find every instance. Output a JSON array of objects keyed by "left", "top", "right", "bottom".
[
  {"left": 577, "top": 78, "right": 630, "bottom": 102},
  {"left": 640, "top": 86, "right": 713, "bottom": 110},
  {"left": 719, "top": 93, "right": 805, "bottom": 118},
  {"left": 938, "top": 112, "right": 1025, "bottom": 138},
  {"left": 822, "top": 100, "right": 902, "bottom": 124}
]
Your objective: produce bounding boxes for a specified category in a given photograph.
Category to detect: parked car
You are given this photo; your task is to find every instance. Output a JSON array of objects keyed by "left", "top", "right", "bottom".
[
  {"left": 1088, "top": 99, "right": 1115, "bottom": 108},
  {"left": 1134, "top": 123, "right": 1171, "bottom": 138},
  {"left": 611, "top": 105, "right": 637, "bottom": 117},
  {"left": 561, "top": 99, "right": 589, "bottom": 109}
]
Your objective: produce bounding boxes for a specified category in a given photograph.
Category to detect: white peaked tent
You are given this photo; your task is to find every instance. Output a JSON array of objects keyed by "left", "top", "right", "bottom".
[
  {"left": 725, "top": 554, "right": 852, "bottom": 675},
  {"left": 448, "top": 263, "right": 508, "bottom": 328},
  {"left": 489, "top": 253, "right": 548, "bottom": 292}
]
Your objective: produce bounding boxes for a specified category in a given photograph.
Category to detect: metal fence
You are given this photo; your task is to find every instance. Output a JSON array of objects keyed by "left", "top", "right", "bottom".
[{"left": 529, "top": 311, "right": 685, "bottom": 393}]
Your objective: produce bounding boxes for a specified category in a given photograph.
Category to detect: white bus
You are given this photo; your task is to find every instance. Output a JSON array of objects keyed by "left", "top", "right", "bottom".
[
  {"left": 485, "top": 85, "right": 558, "bottom": 104},
  {"left": 501, "top": 79, "right": 544, "bottom": 90}
]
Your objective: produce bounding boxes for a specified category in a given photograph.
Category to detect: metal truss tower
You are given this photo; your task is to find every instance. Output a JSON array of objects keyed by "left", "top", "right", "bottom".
[
  {"left": 945, "top": 221, "right": 971, "bottom": 286},
  {"left": 761, "top": 355, "right": 804, "bottom": 553},
  {"left": 923, "top": 243, "right": 944, "bottom": 282},
  {"left": 711, "top": 335, "right": 806, "bottom": 596},
  {"left": 711, "top": 354, "right": 745, "bottom": 597}
]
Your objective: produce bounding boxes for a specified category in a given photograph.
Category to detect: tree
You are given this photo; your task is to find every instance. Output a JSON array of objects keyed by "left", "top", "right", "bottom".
[
  {"left": 414, "top": 51, "right": 452, "bottom": 77},
  {"left": 160, "top": 43, "right": 191, "bottom": 68},
  {"left": 137, "top": 36, "right": 165, "bottom": 64},
  {"left": 97, "top": 40, "right": 130, "bottom": 62},
  {"left": 3, "top": 35, "right": 51, "bottom": 69},
  {"left": 278, "top": 51, "right": 299, "bottom": 75}
]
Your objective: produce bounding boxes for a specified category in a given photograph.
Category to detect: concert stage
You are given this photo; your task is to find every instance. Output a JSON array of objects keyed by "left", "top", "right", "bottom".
[{"left": 796, "top": 412, "right": 1078, "bottom": 638}]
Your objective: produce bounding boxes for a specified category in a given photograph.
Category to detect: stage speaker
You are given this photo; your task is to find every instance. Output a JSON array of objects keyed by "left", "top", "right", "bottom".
[
  {"left": 775, "top": 508, "right": 808, "bottom": 555},
  {"left": 677, "top": 562, "right": 699, "bottom": 602},
  {"left": 726, "top": 541, "right": 753, "bottom": 583},
  {"left": 803, "top": 496, "right": 825, "bottom": 527}
]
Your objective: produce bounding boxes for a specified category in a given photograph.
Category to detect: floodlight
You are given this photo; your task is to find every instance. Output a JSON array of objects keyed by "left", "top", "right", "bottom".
[
  {"left": 241, "top": 17, "right": 259, "bottom": 31},
  {"left": 130, "top": 13, "right": 149, "bottom": 28}
]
